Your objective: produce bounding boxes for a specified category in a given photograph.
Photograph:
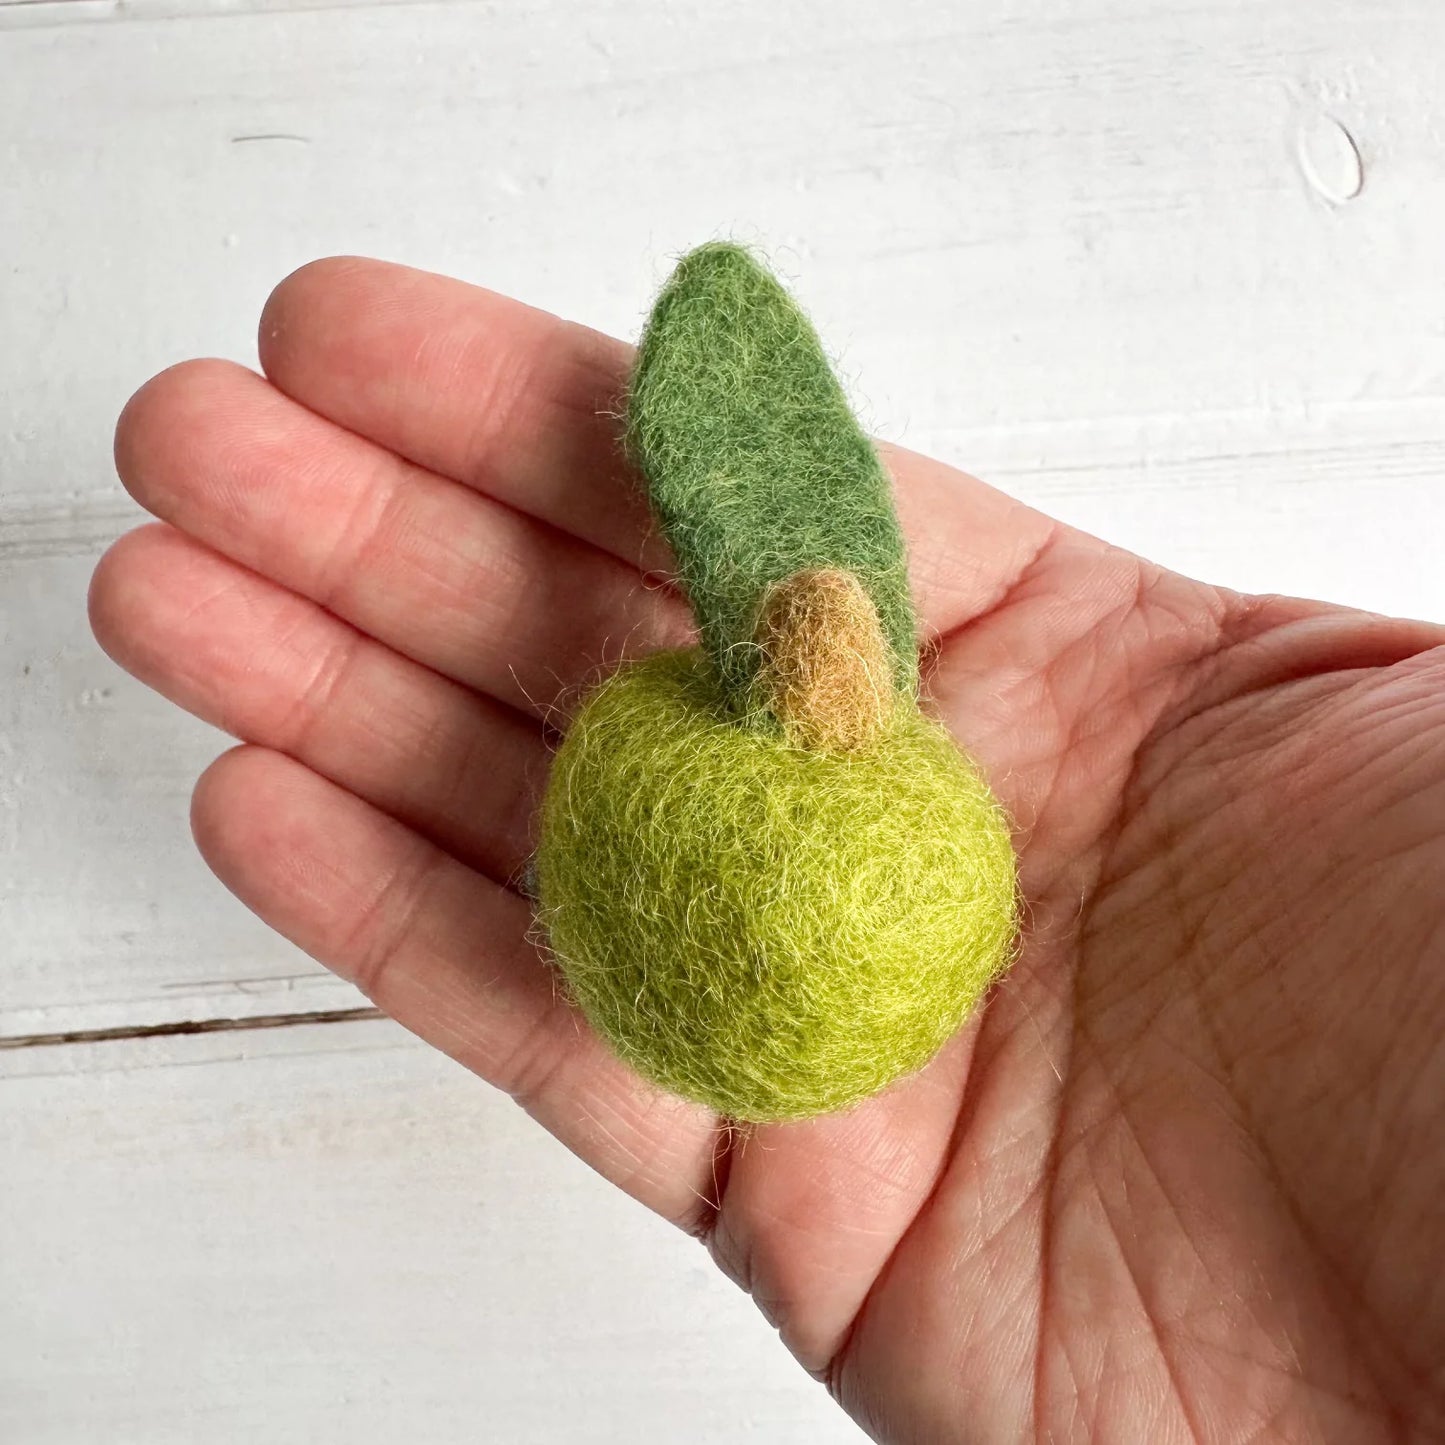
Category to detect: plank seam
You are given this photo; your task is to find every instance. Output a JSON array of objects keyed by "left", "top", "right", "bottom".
[{"left": 0, "top": 1004, "right": 384, "bottom": 1050}]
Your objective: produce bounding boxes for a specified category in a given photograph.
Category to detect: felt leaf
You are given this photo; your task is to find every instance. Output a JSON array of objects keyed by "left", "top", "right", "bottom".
[{"left": 627, "top": 243, "right": 917, "bottom": 710}]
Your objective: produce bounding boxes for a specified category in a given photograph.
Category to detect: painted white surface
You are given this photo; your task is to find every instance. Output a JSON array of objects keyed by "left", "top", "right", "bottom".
[
  {"left": 1, "top": 0, "right": 1442, "bottom": 1439},
  {"left": 2, "top": 1020, "right": 845, "bottom": 1443}
]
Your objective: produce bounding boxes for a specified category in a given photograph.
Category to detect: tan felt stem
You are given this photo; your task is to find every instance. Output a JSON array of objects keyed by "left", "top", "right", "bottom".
[{"left": 753, "top": 568, "right": 895, "bottom": 753}]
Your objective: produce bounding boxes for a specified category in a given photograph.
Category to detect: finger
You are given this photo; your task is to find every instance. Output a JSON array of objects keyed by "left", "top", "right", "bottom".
[
  {"left": 257, "top": 257, "right": 1063, "bottom": 636},
  {"left": 114, "top": 359, "right": 693, "bottom": 720},
  {"left": 192, "top": 744, "right": 722, "bottom": 1228},
  {"left": 259, "top": 256, "right": 665, "bottom": 572},
  {"left": 89, "top": 522, "right": 541, "bottom": 885}
]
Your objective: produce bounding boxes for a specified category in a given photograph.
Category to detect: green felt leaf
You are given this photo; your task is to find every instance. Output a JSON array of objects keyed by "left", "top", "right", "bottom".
[{"left": 627, "top": 242, "right": 917, "bottom": 708}]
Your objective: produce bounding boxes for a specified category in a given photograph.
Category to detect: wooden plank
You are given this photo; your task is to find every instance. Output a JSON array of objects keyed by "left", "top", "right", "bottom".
[
  {"left": 0, "top": 1017, "right": 864, "bottom": 1442},
  {"left": 2, "top": 0, "right": 1441, "bottom": 1042},
  {"left": 0, "top": 0, "right": 430, "bottom": 29},
  {"left": 0, "top": 523, "right": 368, "bottom": 1039}
]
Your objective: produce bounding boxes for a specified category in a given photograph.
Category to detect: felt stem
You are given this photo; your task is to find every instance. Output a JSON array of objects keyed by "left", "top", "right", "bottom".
[
  {"left": 754, "top": 568, "right": 894, "bottom": 752},
  {"left": 627, "top": 242, "right": 918, "bottom": 716}
]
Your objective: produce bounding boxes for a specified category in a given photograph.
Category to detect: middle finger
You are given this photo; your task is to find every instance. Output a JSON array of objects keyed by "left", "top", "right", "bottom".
[{"left": 114, "top": 358, "right": 693, "bottom": 720}]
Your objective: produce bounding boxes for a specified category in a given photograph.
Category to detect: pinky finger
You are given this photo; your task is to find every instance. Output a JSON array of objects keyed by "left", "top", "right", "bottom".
[{"left": 192, "top": 744, "right": 721, "bottom": 1226}]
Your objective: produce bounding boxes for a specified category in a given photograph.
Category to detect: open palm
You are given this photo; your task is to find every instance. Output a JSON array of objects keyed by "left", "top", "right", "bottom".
[{"left": 90, "top": 259, "right": 1445, "bottom": 1443}]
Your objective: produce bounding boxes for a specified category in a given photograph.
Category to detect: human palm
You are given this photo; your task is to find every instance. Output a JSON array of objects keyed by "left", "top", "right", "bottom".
[{"left": 90, "top": 258, "right": 1445, "bottom": 1443}]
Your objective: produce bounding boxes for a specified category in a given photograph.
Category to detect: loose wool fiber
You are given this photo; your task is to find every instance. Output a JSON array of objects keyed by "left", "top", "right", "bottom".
[
  {"left": 628, "top": 242, "right": 918, "bottom": 710},
  {"left": 536, "top": 650, "right": 1017, "bottom": 1123}
]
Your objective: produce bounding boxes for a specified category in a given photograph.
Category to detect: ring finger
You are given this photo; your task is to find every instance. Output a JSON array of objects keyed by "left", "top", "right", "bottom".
[{"left": 90, "top": 522, "right": 545, "bottom": 887}]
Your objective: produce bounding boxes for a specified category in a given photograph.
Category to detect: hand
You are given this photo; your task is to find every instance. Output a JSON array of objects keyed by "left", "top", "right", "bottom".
[{"left": 90, "top": 258, "right": 1445, "bottom": 1443}]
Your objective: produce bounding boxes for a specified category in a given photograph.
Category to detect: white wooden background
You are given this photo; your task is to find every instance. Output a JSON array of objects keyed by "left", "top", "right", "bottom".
[{"left": 2, "top": 2, "right": 1441, "bottom": 1440}]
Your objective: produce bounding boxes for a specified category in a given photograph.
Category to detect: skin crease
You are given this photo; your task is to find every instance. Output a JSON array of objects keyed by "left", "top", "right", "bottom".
[{"left": 88, "top": 257, "right": 1445, "bottom": 1444}]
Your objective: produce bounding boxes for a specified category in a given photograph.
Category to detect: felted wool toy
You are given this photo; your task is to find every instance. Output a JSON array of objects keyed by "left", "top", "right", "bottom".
[{"left": 535, "top": 243, "right": 1017, "bottom": 1124}]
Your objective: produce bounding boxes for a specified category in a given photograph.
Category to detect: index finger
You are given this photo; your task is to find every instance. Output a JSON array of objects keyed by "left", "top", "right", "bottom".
[
  {"left": 260, "top": 256, "right": 664, "bottom": 572},
  {"left": 258, "top": 256, "right": 1059, "bottom": 638}
]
